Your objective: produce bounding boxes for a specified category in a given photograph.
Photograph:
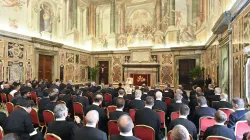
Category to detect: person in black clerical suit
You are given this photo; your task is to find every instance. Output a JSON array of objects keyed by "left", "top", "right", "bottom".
[
  {"left": 213, "top": 93, "right": 233, "bottom": 110},
  {"left": 111, "top": 115, "right": 140, "bottom": 140},
  {"left": 148, "top": 86, "right": 156, "bottom": 98},
  {"left": 11, "top": 92, "right": 22, "bottom": 106},
  {"left": 135, "top": 96, "right": 163, "bottom": 140},
  {"left": 129, "top": 90, "right": 145, "bottom": 110},
  {"left": 47, "top": 104, "right": 82, "bottom": 140},
  {"left": 205, "top": 75, "right": 212, "bottom": 89},
  {"left": 228, "top": 98, "right": 249, "bottom": 129},
  {"left": 3, "top": 99, "right": 43, "bottom": 140},
  {"left": 81, "top": 87, "right": 93, "bottom": 105},
  {"left": 105, "top": 83, "right": 116, "bottom": 98},
  {"left": 162, "top": 84, "right": 174, "bottom": 99},
  {"left": 189, "top": 92, "right": 204, "bottom": 117},
  {"left": 73, "top": 110, "right": 107, "bottom": 140},
  {"left": 207, "top": 87, "right": 221, "bottom": 106},
  {"left": 168, "top": 92, "right": 185, "bottom": 118},
  {"left": 168, "top": 105, "right": 197, "bottom": 140},
  {"left": 61, "top": 89, "right": 73, "bottom": 115},
  {"left": 85, "top": 94, "right": 108, "bottom": 133},
  {"left": 193, "top": 96, "right": 216, "bottom": 129},
  {"left": 110, "top": 98, "right": 128, "bottom": 120},
  {"left": 115, "top": 83, "right": 125, "bottom": 97},
  {"left": 38, "top": 89, "right": 50, "bottom": 122},
  {"left": 141, "top": 87, "right": 149, "bottom": 101},
  {"left": 171, "top": 89, "right": 188, "bottom": 105},
  {"left": 113, "top": 89, "right": 126, "bottom": 105},
  {"left": 204, "top": 84, "right": 215, "bottom": 97},
  {"left": 72, "top": 89, "right": 89, "bottom": 109},
  {"left": 189, "top": 85, "right": 198, "bottom": 99},
  {"left": 153, "top": 91, "right": 167, "bottom": 113},
  {"left": 203, "top": 110, "right": 236, "bottom": 140},
  {"left": 45, "top": 89, "right": 58, "bottom": 112}
]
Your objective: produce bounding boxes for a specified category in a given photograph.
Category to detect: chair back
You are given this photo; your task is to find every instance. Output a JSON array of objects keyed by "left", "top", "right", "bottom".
[
  {"left": 14, "top": 105, "right": 22, "bottom": 110},
  {"left": 235, "top": 120, "right": 250, "bottom": 140},
  {"left": 73, "top": 102, "right": 84, "bottom": 116},
  {"left": 0, "top": 126, "right": 3, "bottom": 140},
  {"left": 57, "top": 100, "right": 66, "bottom": 105},
  {"left": 30, "top": 92, "right": 37, "bottom": 103},
  {"left": 168, "top": 131, "right": 193, "bottom": 140},
  {"left": 36, "top": 97, "right": 41, "bottom": 108},
  {"left": 43, "top": 110, "right": 55, "bottom": 125},
  {"left": 71, "top": 95, "right": 77, "bottom": 99},
  {"left": 107, "top": 106, "right": 117, "bottom": 118},
  {"left": 7, "top": 94, "right": 13, "bottom": 101},
  {"left": 207, "top": 136, "right": 231, "bottom": 140},
  {"left": 199, "top": 116, "right": 215, "bottom": 136},
  {"left": 30, "top": 108, "right": 43, "bottom": 126},
  {"left": 45, "top": 133, "right": 62, "bottom": 140},
  {"left": 219, "top": 108, "right": 234, "bottom": 121},
  {"left": 82, "top": 96, "right": 89, "bottom": 104},
  {"left": 1, "top": 93, "right": 7, "bottom": 103},
  {"left": 134, "top": 125, "right": 155, "bottom": 140},
  {"left": 108, "top": 121, "right": 120, "bottom": 137},
  {"left": 154, "top": 110, "right": 165, "bottom": 128},
  {"left": 165, "top": 97, "right": 172, "bottom": 107},
  {"left": 212, "top": 101, "right": 219, "bottom": 108},
  {"left": 129, "top": 109, "right": 137, "bottom": 122},
  {"left": 88, "top": 92, "right": 93, "bottom": 97},
  {"left": 171, "top": 111, "right": 180, "bottom": 120},
  {"left": 6, "top": 102, "right": 14, "bottom": 114},
  {"left": 104, "top": 94, "right": 112, "bottom": 103}
]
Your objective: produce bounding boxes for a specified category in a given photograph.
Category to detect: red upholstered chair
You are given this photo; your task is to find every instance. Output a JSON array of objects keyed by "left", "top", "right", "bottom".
[
  {"left": 104, "top": 94, "right": 112, "bottom": 103},
  {"left": 30, "top": 92, "right": 37, "bottom": 104},
  {"left": 195, "top": 106, "right": 200, "bottom": 109},
  {"left": 73, "top": 102, "right": 84, "bottom": 119},
  {"left": 107, "top": 105, "right": 117, "bottom": 118},
  {"left": 168, "top": 131, "right": 193, "bottom": 140},
  {"left": 57, "top": 100, "right": 66, "bottom": 105},
  {"left": 45, "top": 133, "right": 62, "bottom": 140},
  {"left": 171, "top": 111, "right": 180, "bottom": 120},
  {"left": 14, "top": 105, "right": 22, "bottom": 110},
  {"left": 129, "top": 109, "right": 137, "bottom": 123},
  {"left": 36, "top": 97, "right": 41, "bottom": 108},
  {"left": 6, "top": 102, "right": 14, "bottom": 114},
  {"left": 7, "top": 94, "right": 13, "bottom": 102},
  {"left": 206, "top": 136, "right": 231, "bottom": 140},
  {"left": 1, "top": 93, "right": 7, "bottom": 107},
  {"left": 59, "top": 94, "right": 65, "bottom": 98},
  {"left": 43, "top": 110, "right": 55, "bottom": 125},
  {"left": 71, "top": 95, "right": 77, "bottom": 99},
  {"left": 165, "top": 97, "right": 172, "bottom": 108},
  {"left": 235, "top": 120, "right": 250, "bottom": 140},
  {"left": 154, "top": 110, "right": 166, "bottom": 129},
  {"left": 218, "top": 108, "right": 234, "bottom": 122},
  {"left": 88, "top": 92, "right": 93, "bottom": 97},
  {"left": 108, "top": 120, "right": 120, "bottom": 138},
  {"left": 0, "top": 126, "right": 4, "bottom": 140},
  {"left": 134, "top": 125, "right": 155, "bottom": 140},
  {"left": 199, "top": 116, "right": 215, "bottom": 137},
  {"left": 30, "top": 108, "right": 45, "bottom": 132}
]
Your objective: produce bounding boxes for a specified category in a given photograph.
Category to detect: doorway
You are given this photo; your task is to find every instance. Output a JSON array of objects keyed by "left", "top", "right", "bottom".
[
  {"left": 98, "top": 61, "right": 109, "bottom": 84},
  {"left": 39, "top": 54, "right": 53, "bottom": 82},
  {"left": 179, "top": 59, "right": 196, "bottom": 90}
]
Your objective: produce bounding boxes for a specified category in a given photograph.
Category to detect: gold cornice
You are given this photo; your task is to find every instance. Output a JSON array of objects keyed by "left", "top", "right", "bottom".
[{"left": 31, "top": 37, "right": 63, "bottom": 48}]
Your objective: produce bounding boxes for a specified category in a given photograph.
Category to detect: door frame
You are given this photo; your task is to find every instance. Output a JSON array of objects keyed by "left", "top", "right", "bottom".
[
  {"left": 174, "top": 55, "right": 201, "bottom": 87},
  {"left": 94, "top": 57, "right": 112, "bottom": 84},
  {"left": 35, "top": 48, "right": 59, "bottom": 81}
]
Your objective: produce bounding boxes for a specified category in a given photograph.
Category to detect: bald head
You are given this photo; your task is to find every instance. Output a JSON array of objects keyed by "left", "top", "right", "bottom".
[
  {"left": 214, "top": 87, "right": 221, "bottom": 95},
  {"left": 155, "top": 91, "right": 162, "bottom": 100},
  {"left": 86, "top": 110, "right": 99, "bottom": 125},
  {"left": 118, "top": 115, "right": 134, "bottom": 133}
]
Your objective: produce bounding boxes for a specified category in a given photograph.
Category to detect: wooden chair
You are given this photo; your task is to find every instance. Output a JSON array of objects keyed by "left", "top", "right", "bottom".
[
  {"left": 30, "top": 108, "right": 45, "bottom": 132},
  {"left": 108, "top": 120, "right": 120, "bottom": 139},
  {"left": 170, "top": 111, "right": 180, "bottom": 120},
  {"left": 235, "top": 120, "right": 250, "bottom": 140},
  {"left": 199, "top": 116, "right": 215, "bottom": 137},
  {"left": 134, "top": 125, "right": 155, "bottom": 140},
  {"left": 7, "top": 94, "right": 13, "bottom": 102},
  {"left": 218, "top": 108, "right": 234, "bottom": 122},
  {"left": 168, "top": 130, "right": 193, "bottom": 140},
  {"left": 129, "top": 109, "right": 137, "bottom": 123},
  {"left": 43, "top": 110, "right": 55, "bottom": 125},
  {"left": 1, "top": 93, "right": 7, "bottom": 107},
  {"left": 206, "top": 136, "right": 231, "bottom": 140},
  {"left": 14, "top": 105, "right": 22, "bottom": 110},
  {"left": 165, "top": 97, "right": 172, "bottom": 108},
  {"left": 73, "top": 102, "right": 84, "bottom": 119},
  {"left": 57, "top": 100, "right": 66, "bottom": 105},
  {"left": 6, "top": 102, "right": 14, "bottom": 114},
  {"left": 154, "top": 110, "right": 166, "bottom": 135},
  {"left": 30, "top": 92, "right": 37, "bottom": 104},
  {"left": 36, "top": 97, "right": 41, "bottom": 108},
  {"left": 71, "top": 95, "right": 77, "bottom": 99},
  {"left": 107, "top": 105, "right": 117, "bottom": 118},
  {"left": 104, "top": 94, "right": 112, "bottom": 103},
  {"left": 0, "top": 126, "right": 4, "bottom": 140},
  {"left": 45, "top": 133, "right": 62, "bottom": 140}
]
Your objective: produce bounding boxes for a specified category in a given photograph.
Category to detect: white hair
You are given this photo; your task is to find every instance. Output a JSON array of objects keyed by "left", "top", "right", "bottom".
[
  {"left": 54, "top": 104, "right": 68, "bottom": 119},
  {"left": 135, "top": 90, "right": 142, "bottom": 98},
  {"left": 172, "top": 125, "right": 189, "bottom": 140},
  {"left": 86, "top": 110, "right": 99, "bottom": 125},
  {"left": 214, "top": 87, "right": 221, "bottom": 95},
  {"left": 220, "top": 93, "right": 228, "bottom": 101},
  {"left": 176, "top": 89, "right": 183, "bottom": 94},
  {"left": 155, "top": 91, "right": 162, "bottom": 99},
  {"left": 245, "top": 112, "right": 250, "bottom": 122}
]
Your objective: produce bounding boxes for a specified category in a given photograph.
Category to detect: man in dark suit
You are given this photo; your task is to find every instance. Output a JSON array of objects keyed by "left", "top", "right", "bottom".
[
  {"left": 11, "top": 92, "right": 22, "bottom": 106},
  {"left": 193, "top": 96, "right": 216, "bottom": 129},
  {"left": 106, "top": 83, "right": 116, "bottom": 98},
  {"left": 81, "top": 87, "right": 93, "bottom": 105},
  {"left": 3, "top": 99, "right": 43, "bottom": 140},
  {"left": 115, "top": 83, "right": 125, "bottom": 97},
  {"left": 141, "top": 87, "right": 149, "bottom": 101},
  {"left": 162, "top": 84, "right": 174, "bottom": 99},
  {"left": 38, "top": 89, "right": 50, "bottom": 122},
  {"left": 177, "top": 85, "right": 188, "bottom": 100},
  {"left": 203, "top": 110, "right": 235, "bottom": 140},
  {"left": 189, "top": 85, "right": 197, "bottom": 98},
  {"left": 135, "top": 96, "right": 163, "bottom": 140},
  {"left": 148, "top": 86, "right": 155, "bottom": 98},
  {"left": 47, "top": 104, "right": 82, "bottom": 140},
  {"left": 168, "top": 92, "right": 185, "bottom": 118},
  {"left": 73, "top": 110, "right": 107, "bottom": 140},
  {"left": 172, "top": 89, "right": 188, "bottom": 105},
  {"left": 228, "top": 98, "right": 249, "bottom": 129},
  {"left": 207, "top": 87, "right": 221, "bottom": 106},
  {"left": 72, "top": 89, "right": 89, "bottom": 109},
  {"left": 45, "top": 89, "right": 58, "bottom": 112},
  {"left": 204, "top": 84, "right": 215, "bottom": 97},
  {"left": 189, "top": 92, "right": 204, "bottom": 117},
  {"left": 130, "top": 90, "right": 145, "bottom": 110},
  {"left": 110, "top": 98, "right": 128, "bottom": 120},
  {"left": 168, "top": 105, "right": 197, "bottom": 140},
  {"left": 113, "top": 89, "right": 126, "bottom": 105},
  {"left": 85, "top": 94, "right": 108, "bottom": 133},
  {"left": 213, "top": 93, "right": 233, "bottom": 110},
  {"left": 205, "top": 75, "right": 212, "bottom": 89},
  {"left": 89, "top": 82, "right": 97, "bottom": 93},
  {"left": 153, "top": 91, "right": 167, "bottom": 112},
  {"left": 111, "top": 115, "right": 139, "bottom": 140}
]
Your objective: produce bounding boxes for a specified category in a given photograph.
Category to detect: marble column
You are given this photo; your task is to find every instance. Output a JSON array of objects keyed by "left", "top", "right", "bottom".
[
  {"left": 228, "top": 24, "right": 233, "bottom": 101},
  {"left": 110, "top": 0, "right": 116, "bottom": 34},
  {"left": 96, "top": 8, "right": 100, "bottom": 38},
  {"left": 169, "top": 0, "right": 175, "bottom": 26},
  {"left": 155, "top": 0, "right": 162, "bottom": 31},
  {"left": 73, "top": 0, "right": 77, "bottom": 29},
  {"left": 120, "top": 3, "right": 125, "bottom": 34},
  {"left": 89, "top": 4, "right": 95, "bottom": 36}
]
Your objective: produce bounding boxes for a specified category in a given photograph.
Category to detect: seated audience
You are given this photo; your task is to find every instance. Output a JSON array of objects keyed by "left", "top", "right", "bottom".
[
  {"left": 9, "top": 82, "right": 20, "bottom": 97},
  {"left": 72, "top": 89, "right": 89, "bottom": 108},
  {"left": 130, "top": 90, "right": 145, "bottom": 110},
  {"left": 203, "top": 110, "right": 236, "bottom": 140},
  {"left": 20, "top": 89, "right": 31, "bottom": 100},
  {"left": 3, "top": 99, "right": 42, "bottom": 140},
  {"left": 126, "top": 88, "right": 135, "bottom": 100},
  {"left": 228, "top": 98, "right": 249, "bottom": 129},
  {"left": 0, "top": 84, "right": 11, "bottom": 95},
  {"left": 135, "top": 96, "right": 162, "bottom": 140},
  {"left": 2, "top": 133, "right": 19, "bottom": 140},
  {"left": 148, "top": 86, "right": 156, "bottom": 97},
  {"left": 38, "top": 89, "right": 50, "bottom": 122},
  {"left": 11, "top": 92, "right": 22, "bottom": 106},
  {"left": 189, "top": 92, "right": 204, "bottom": 116},
  {"left": 193, "top": 96, "right": 216, "bottom": 129},
  {"left": 81, "top": 88, "right": 93, "bottom": 105},
  {"left": 106, "top": 83, "right": 116, "bottom": 98},
  {"left": 189, "top": 85, "right": 197, "bottom": 99},
  {"left": 59, "top": 83, "right": 67, "bottom": 94},
  {"left": 115, "top": 83, "right": 124, "bottom": 97},
  {"left": 162, "top": 84, "right": 174, "bottom": 99},
  {"left": 243, "top": 111, "right": 250, "bottom": 140},
  {"left": 213, "top": 93, "right": 233, "bottom": 110},
  {"left": 208, "top": 87, "right": 221, "bottom": 106},
  {"left": 153, "top": 91, "right": 167, "bottom": 112},
  {"left": 85, "top": 94, "right": 108, "bottom": 133},
  {"left": 110, "top": 98, "right": 128, "bottom": 120},
  {"left": 177, "top": 85, "right": 188, "bottom": 100},
  {"left": 204, "top": 84, "right": 215, "bottom": 97},
  {"left": 0, "top": 111, "right": 6, "bottom": 127},
  {"left": 141, "top": 87, "right": 149, "bottom": 101},
  {"left": 168, "top": 105, "right": 197, "bottom": 140},
  {"left": 113, "top": 89, "right": 126, "bottom": 105},
  {"left": 172, "top": 125, "right": 190, "bottom": 140},
  {"left": 172, "top": 89, "right": 188, "bottom": 105},
  {"left": 47, "top": 104, "right": 81, "bottom": 140},
  {"left": 73, "top": 110, "right": 107, "bottom": 140},
  {"left": 45, "top": 89, "right": 58, "bottom": 111},
  {"left": 168, "top": 92, "right": 185, "bottom": 117},
  {"left": 111, "top": 115, "right": 139, "bottom": 140}
]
